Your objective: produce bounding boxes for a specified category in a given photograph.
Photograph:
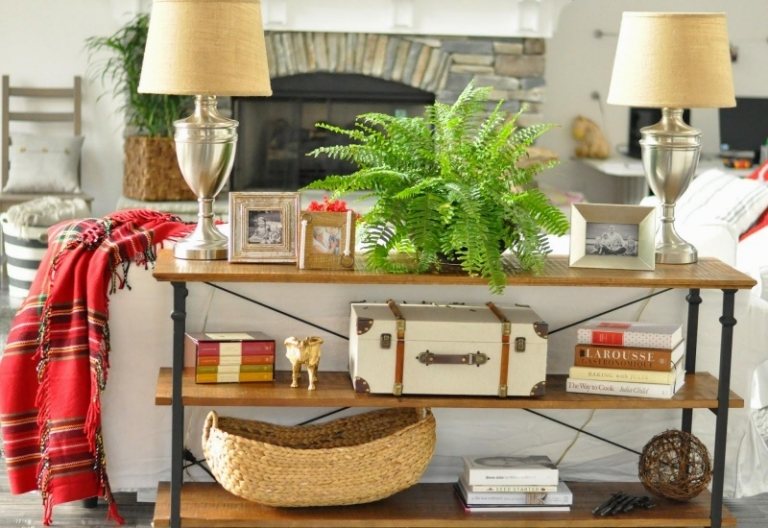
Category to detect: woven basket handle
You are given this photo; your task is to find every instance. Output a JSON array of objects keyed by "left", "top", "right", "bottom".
[{"left": 203, "top": 410, "right": 218, "bottom": 444}]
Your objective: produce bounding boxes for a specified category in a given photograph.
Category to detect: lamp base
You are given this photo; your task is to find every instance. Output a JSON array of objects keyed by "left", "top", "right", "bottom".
[
  {"left": 173, "top": 197, "right": 229, "bottom": 260},
  {"left": 174, "top": 243, "right": 228, "bottom": 260},
  {"left": 172, "top": 95, "right": 238, "bottom": 261},
  {"left": 640, "top": 108, "right": 701, "bottom": 266},
  {"left": 655, "top": 240, "right": 697, "bottom": 264},
  {"left": 173, "top": 235, "right": 229, "bottom": 260}
]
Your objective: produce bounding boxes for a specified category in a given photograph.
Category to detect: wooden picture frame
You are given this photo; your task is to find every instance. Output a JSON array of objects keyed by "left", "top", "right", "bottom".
[
  {"left": 229, "top": 192, "right": 298, "bottom": 263},
  {"left": 298, "top": 211, "right": 356, "bottom": 270},
  {"left": 569, "top": 203, "right": 656, "bottom": 270}
]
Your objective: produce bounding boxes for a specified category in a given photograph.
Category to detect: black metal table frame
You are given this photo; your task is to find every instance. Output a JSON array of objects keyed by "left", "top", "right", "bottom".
[{"left": 164, "top": 283, "right": 738, "bottom": 528}]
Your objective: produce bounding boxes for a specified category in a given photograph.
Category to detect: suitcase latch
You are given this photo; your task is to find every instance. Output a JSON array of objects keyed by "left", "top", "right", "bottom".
[
  {"left": 380, "top": 333, "right": 392, "bottom": 349},
  {"left": 515, "top": 337, "right": 526, "bottom": 352}
]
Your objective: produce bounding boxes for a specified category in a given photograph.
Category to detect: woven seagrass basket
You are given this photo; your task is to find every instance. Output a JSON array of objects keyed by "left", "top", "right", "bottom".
[
  {"left": 123, "top": 136, "right": 195, "bottom": 201},
  {"left": 202, "top": 407, "right": 436, "bottom": 507}
]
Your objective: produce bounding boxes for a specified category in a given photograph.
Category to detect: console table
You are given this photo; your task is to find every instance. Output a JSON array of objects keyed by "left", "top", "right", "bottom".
[{"left": 152, "top": 251, "right": 754, "bottom": 527}]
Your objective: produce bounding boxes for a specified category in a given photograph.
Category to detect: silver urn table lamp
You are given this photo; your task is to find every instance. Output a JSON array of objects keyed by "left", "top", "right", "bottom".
[
  {"left": 607, "top": 12, "right": 735, "bottom": 264},
  {"left": 138, "top": 0, "right": 272, "bottom": 260}
]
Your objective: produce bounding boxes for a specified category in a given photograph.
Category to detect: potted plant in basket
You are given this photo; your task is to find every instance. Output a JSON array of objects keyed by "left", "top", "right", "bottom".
[
  {"left": 306, "top": 83, "right": 569, "bottom": 293},
  {"left": 86, "top": 13, "right": 194, "bottom": 201}
]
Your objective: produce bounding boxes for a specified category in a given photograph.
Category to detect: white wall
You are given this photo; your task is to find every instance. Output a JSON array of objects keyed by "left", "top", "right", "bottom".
[
  {"left": 540, "top": 0, "right": 768, "bottom": 203},
  {"left": 1, "top": 1, "right": 766, "bottom": 214},
  {"left": 0, "top": 0, "right": 146, "bottom": 216}
]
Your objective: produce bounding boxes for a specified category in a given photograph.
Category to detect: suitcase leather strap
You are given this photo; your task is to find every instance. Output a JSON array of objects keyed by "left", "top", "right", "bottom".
[
  {"left": 487, "top": 302, "right": 511, "bottom": 398},
  {"left": 387, "top": 299, "right": 406, "bottom": 396}
]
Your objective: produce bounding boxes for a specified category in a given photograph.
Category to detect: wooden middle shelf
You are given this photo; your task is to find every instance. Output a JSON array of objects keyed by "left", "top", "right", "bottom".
[
  {"left": 155, "top": 368, "right": 744, "bottom": 410},
  {"left": 152, "top": 481, "right": 736, "bottom": 527}
]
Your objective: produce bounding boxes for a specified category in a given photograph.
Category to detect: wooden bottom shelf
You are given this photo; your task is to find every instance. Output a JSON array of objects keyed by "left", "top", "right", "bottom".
[{"left": 152, "top": 481, "right": 735, "bottom": 527}]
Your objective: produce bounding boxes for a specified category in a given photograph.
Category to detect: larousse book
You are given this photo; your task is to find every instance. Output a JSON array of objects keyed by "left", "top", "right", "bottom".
[
  {"left": 462, "top": 455, "right": 559, "bottom": 486},
  {"left": 569, "top": 349, "right": 685, "bottom": 385},
  {"left": 576, "top": 321, "right": 682, "bottom": 350},
  {"left": 456, "top": 478, "right": 572, "bottom": 505},
  {"left": 565, "top": 366, "right": 686, "bottom": 399},
  {"left": 573, "top": 339, "right": 685, "bottom": 371}
]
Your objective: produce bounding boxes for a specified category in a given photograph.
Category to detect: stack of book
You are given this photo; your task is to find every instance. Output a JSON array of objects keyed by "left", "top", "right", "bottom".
[
  {"left": 456, "top": 455, "right": 572, "bottom": 512},
  {"left": 565, "top": 321, "right": 686, "bottom": 399},
  {"left": 185, "top": 332, "right": 275, "bottom": 383}
]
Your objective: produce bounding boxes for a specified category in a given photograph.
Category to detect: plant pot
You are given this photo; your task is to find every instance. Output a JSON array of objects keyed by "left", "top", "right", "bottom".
[{"left": 123, "top": 136, "right": 196, "bottom": 201}]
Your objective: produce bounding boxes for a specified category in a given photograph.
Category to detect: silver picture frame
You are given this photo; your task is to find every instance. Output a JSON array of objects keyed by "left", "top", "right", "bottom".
[
  {"left": 229, "top": 192, "right": 299, "bottom": 263},
  {"left": 569, "top": 203, "right": 656, "bottom": 270}
]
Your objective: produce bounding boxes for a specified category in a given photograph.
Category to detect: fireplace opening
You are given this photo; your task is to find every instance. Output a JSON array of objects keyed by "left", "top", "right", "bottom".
[{"left": 231, "top": 73, "right": 435, "bottom": 191}]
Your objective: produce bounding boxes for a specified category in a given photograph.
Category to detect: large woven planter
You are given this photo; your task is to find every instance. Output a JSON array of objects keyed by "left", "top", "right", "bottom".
[
  {"left": 202, "top": 407, "right": 436, "bottom": 507},
  {"left": 123, "top": 136, "right": 196, "bottom": 201}
]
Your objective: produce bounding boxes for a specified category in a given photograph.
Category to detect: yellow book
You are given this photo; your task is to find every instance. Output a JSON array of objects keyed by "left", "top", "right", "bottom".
[
  {"left": 195, "top": 370, "right": 274, "bottom": 384},
  {"left": 569, "top": 354, "right": 684, "bottom": 385}
]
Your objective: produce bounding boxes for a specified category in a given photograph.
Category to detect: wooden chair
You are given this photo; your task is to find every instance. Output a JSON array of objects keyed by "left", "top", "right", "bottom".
[{"left": 1, "top": 75, "right": 93, "bottom": 212}]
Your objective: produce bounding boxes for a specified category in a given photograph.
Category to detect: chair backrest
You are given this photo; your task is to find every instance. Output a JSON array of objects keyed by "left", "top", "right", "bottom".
[{"left": 1, "top": 75, "right": 82, "bottom": 190}]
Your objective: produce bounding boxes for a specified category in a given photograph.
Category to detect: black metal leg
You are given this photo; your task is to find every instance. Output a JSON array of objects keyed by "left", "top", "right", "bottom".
[
  {"left": 170, "top": 282, "right": 188, "bottom": 528},
  {"left": 710, "top": 289, "right": 737, "bottom": 528},
  {"left": 682, "top": 288, "right": 702, "bottom": 433}
]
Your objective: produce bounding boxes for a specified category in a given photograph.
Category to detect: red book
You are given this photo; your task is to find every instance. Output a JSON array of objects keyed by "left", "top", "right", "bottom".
[
  {"left": 576, "top": 321, "right": 682, "bottom": 350},
  {"left": 184, "top": 332, "right": 275, "bottom": 368}
]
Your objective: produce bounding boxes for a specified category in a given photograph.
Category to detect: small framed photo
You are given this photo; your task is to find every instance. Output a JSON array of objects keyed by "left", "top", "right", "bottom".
[
  {"left": 229, "top": 192, "right": 298, "bottom": 263},
  {"left": 298, "top": 211, "right": 356, "bottom": 270},
  {"left": 569, "top": 203, "right": 656, "bottom": 270}
]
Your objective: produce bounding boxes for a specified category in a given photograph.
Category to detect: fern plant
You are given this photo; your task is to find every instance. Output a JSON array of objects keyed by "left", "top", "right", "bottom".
[
  {"left": 306, "top": 83, "right": 569, "bottom": 293},
  {"left": 86, "top": 13, "right": 191, "bottom": 137}
]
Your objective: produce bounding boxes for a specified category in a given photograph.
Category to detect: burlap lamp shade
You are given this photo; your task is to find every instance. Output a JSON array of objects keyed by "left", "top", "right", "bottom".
[
  {"left": 138, "top": 0, "right": 272, "bottom": 97},
  {"left": 607, "top": 12, "right": 735, "bottom": 109}
]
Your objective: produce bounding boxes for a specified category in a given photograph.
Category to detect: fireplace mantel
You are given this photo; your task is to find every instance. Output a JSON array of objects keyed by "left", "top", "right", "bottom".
[{"left": 262, "top": 0, "right": 571, "bottom": 38}]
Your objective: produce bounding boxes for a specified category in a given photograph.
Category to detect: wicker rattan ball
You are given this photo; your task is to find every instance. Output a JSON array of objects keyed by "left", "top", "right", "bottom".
[{"left": 639, "top": 429, "right": 712, "bottom": 501}]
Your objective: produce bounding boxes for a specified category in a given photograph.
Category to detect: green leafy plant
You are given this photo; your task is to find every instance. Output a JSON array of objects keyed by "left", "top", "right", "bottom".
[
  {"left": 85, "top": 13, "right": 190, "bottom": 137},
  {"left": 306, "top": 83, "right": 569, "bottom": 293}
]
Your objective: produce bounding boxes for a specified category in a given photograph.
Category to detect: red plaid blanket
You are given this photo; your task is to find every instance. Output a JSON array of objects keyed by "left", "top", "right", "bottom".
[{"left": 0, "top": 209, "right": 191, "bottom": 525}]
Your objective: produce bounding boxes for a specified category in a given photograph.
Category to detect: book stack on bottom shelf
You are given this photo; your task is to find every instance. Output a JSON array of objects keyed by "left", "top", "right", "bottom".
[
  {"left": 185, "top": 332, "right": 276, "bottom": 383},
  {"left": 456, "top": 455, "right": 572, "bottom": 512},
  {"left": 565, "top": 321, "right": 686, "bottom": 399}
]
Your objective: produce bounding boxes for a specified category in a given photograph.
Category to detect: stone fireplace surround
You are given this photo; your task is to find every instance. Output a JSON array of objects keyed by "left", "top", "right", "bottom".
[
  {"left": 262, "top": 30, "right": 547, "bottom": 112},
  {"left": 221, "top": 30, "right": 549, "bottom": 192}
]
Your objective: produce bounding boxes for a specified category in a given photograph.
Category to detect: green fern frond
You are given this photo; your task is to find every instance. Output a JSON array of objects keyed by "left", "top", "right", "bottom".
[{"left": 304, "top": 81, "right": 569, "bottom": 293}]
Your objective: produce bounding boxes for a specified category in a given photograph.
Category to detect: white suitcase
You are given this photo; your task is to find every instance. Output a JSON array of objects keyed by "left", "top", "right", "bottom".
[{"left": 349, "top": 301, "right": 548, "bottom": 397}]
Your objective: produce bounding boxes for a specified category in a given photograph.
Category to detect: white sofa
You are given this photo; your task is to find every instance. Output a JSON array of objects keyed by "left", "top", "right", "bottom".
[{"left": 101, "top": 169, "right": 768, "bottom": 500}]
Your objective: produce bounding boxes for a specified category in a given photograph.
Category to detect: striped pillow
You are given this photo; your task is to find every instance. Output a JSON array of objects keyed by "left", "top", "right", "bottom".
[{"left": 674, "top": 169, "right": 768, "bottom": 237}]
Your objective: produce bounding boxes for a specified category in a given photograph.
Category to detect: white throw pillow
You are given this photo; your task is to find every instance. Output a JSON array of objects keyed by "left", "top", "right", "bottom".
[
  {"left": 643, "top": 168, "right": 768, "bottom": 237},
  {"left": 4, "top": 133, "right": 84, "bottom": 193}
]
